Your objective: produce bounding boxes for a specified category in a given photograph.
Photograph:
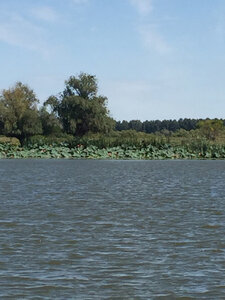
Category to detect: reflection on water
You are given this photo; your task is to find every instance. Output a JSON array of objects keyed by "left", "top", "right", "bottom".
[{"left": 0, "top": 159, "right": 225, "bottom": 299}]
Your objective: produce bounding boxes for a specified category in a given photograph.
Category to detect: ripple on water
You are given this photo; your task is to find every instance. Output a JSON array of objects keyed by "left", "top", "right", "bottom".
[{"left": 0, "top": 159, "right": 225, "bottom": 298}]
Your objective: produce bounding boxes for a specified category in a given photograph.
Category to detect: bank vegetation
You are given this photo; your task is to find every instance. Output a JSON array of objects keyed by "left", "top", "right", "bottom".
[{"left": 1, "top": 73, "right": 225, "bottom": 159}]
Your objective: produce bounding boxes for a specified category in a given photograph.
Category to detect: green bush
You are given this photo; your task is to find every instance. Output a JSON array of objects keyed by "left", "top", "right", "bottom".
[
  {"left": 0, "top": 136, "right": 20, "bottom": 146},
  {"left": 77, "top": 130, "right": 167, "bottom": 148},
  {"left": 24, "top": 134, "right": 76, "bottom": 147}
]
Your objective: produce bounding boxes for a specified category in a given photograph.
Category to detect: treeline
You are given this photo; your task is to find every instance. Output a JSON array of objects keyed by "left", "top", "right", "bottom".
[
  {"left": 116, "top": 118, "right": 225, "bottom": 134},
  {"left": 0, "top": 72, "right": 225, "bottom": 147}
]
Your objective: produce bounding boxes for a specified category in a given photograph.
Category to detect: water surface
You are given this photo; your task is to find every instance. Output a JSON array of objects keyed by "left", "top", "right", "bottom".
[{"left": 0, "top": 160, "right": 225, "bottom": 299}]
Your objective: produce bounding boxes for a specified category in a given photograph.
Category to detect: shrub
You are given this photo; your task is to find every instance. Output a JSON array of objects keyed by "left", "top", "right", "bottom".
[
  {"left": 0, "top": 136, "right": 20, "bottom": 146},
  {"left": 25, "top": 134, "right": 76, "bottom": 147}
]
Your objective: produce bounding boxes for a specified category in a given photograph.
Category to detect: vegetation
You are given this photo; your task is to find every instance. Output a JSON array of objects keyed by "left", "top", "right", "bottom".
[
  {"left": 116, "top": 118, "right": 200, "bottom": 133},
  {"left": 197, "top": 119, "right": 224, "bottom": 140},
  {"left": 0, "top": 82, "right": 42, "bottom": 141},
  {"left": 1, "top": 72, "right": 225, "bottom": 159},
  {"left": 1, "top": 140, "right": 225, "bottom": 160},
  {"left": 44, "top": 73, "right": 115, "bottom": 137}
]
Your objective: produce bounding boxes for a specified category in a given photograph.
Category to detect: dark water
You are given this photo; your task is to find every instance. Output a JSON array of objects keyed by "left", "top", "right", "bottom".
[{"left": 0, "top": 159, "right": 225, "bottom": 299}]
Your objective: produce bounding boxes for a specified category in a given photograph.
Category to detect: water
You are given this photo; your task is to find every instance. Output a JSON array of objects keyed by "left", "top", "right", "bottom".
[{"left": 0, "top": 159, "right": 225, "bottom": 299}]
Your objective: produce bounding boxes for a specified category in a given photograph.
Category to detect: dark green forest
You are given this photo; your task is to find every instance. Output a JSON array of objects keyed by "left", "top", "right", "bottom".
[{"left": 1, "top": 73, "right": 225, "bottom": 159}]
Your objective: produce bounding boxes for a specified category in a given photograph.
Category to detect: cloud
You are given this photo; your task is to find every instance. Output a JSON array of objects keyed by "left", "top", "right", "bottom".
[
  {"left": 128, "top": 0, "right": 171, "bottom": 55},
  {"left": 0, "top": 13, "right": 53, "bottom": 57},
  {"left": 31, "top": 6, "right": 58, "bottom": 23},
  {"left": 139, "top": 25, "right": 171, "bottom": 54},
  {"left": 130, "top": 0, "right": 153, "bottom": 16}
]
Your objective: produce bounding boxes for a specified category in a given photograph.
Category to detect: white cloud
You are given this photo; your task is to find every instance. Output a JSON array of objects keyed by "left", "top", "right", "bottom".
[
  {"left": 139, "top": 25, "right": 171, "bottom": 54},
  {"left": 130, "top": 0, "right": 153, "bottom": 16},
  {"left": 0, "top": 13, "right": 54, "bottom": 57},
  {"left": 128, "top": 0, "right": 171, "bottom": 55},
  {"left": 31, "top": 6, "right": 58, "bottom": 23}
]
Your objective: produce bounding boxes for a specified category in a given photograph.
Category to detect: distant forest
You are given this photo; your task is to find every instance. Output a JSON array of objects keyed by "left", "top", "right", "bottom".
[
  {"left": 115, "top": 118, "right": 199, "bottom": 133},
  {"left": 115, "top": 118, "right": 225, "bottom": 134}
]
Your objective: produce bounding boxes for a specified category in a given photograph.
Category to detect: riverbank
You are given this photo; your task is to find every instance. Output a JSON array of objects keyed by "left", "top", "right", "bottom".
[{"left": 1, "top": 143, "right": 225, "bottom": 159}]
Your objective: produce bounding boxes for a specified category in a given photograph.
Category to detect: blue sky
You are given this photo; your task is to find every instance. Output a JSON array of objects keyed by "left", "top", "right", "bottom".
[{"left": 0, "top": 0, "right": 225, "bottom": 121}]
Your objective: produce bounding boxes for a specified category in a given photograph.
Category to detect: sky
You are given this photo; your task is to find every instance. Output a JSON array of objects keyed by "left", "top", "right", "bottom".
[{"left": 0, "top": 0, "right": 225, "bottom": 121}]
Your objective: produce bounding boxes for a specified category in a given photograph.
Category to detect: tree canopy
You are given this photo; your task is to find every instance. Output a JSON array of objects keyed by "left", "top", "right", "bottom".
[
  {"left": 0, "top": 82, "right": 42, "bottom": 140},
  {"left": 64, "top": 73, "right": 98, "bottom": 100},
  {"left": 45, "top": 72, "right": 115, "bottom": 136},
  {"left": 197, "top": 119, "right": 224, "bottom": 140}
]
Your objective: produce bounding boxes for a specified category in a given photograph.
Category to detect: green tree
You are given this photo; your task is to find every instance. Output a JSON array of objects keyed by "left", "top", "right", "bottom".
[
  {"left": 0, "top": 82, "right": 42, "bottom": 141},
  {"left": 129, "top": 120, "right": 143, "bottom": 132},
  {"left": 0, "top": 102, "right": 5, "bottom": 134},
  {"left": 39, "top": 107, "right": 63, "bottom": 136},
  {"left": 64, "top": 73, "right": 98, "bottom": 99},
  {"left": 45, "top": 73, "right": 115, "bottom": 136},
  {"left": 197, "top": 119, "right": 224, "bottom": 140}
]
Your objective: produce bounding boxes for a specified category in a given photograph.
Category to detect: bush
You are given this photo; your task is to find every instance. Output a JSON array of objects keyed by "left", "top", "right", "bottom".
[
  {"left": 0, "top": 136, "right": 20, "bottom": 146},
  {"left": 25, "top": 134, "right": 76, "bottom": 147},
  {"left": 76, "top": 130, "right": 167, "bottom": 148}
]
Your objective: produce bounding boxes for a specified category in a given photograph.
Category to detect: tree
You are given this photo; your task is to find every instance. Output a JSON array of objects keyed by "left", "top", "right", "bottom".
[
  {"left": 64, "top": 73, "right": 98, "bottom": 99},
  {"left": 129, "top": 120, "right": 143, "bottom": 132},
  {"left": 39, "top": 107, "right": 63, "bottom": 136},
  {"left": 115, "top": 120, "right": 129, "bottom": 131},
  {"left": 0, "top": 102, "right": 5, "bottom": 134},
  {"left": 197, "top": 119, "right": 224, "bottom": 140},
  {"left": 0, "top": 82, "right": 42, "bottom": 141},
  {"left": 44, "top": 73, "right": 115, "bottom": 136}
]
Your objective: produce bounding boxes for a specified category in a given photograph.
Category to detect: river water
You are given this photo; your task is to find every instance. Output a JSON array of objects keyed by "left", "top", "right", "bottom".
[{"left": 0, "top": 159, "right": 225, "bottom": 299}]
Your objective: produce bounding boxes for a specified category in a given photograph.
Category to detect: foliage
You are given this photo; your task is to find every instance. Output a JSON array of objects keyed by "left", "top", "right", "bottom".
[
  {"left": 39, "top": 107, "right": 63, "bottom": 136},
  {"left": 44, "top": 72, "right": 115, "bottom": 136},
  {"left": 1, "top": 76, "right": 225, "bottom": 156},
  {"left": 76, "top": 130, "right": 166, "bottom": 148},
  {"left": 197, "top": 119, "right": 224, "bottom": 140},
  {"left": 64, "top": 73, "right": 98, "bottom": 99},
  {"left": 0, "top": 82, "right": 42, "bottom": 141},
  {"left": 1, "top": 142, "right": 225, "bottom": 160},
  {"left": 116, "top": 118, "right": 201, "bottom": 133},
  {"left": 25, "top": 134, "right": 76, "bottom": 147},
  {"left": 0, "top": 136, "right": 20, "bottom": 146}
]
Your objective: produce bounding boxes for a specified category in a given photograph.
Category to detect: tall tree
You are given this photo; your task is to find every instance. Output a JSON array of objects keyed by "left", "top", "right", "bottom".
[
  {"left": 44, "top": 73, "right": 115, "bottom": 136},
  {"left": 0, "top": 82, "right": 42, "bottom": 141}
]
